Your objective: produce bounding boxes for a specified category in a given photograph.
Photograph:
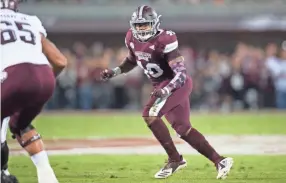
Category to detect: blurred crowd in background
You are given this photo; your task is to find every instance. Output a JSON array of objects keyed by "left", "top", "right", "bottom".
[
  {"left": 28, "top": 0, "right": 286, "bottom": 111},
  {"left": 45, "top": 40, "right": 286, "bottom": 111}
]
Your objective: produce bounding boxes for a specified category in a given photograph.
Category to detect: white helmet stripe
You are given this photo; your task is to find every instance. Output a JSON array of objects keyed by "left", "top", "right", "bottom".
[{"left": 139, "top": 5, "right": 146, "bottom": 19}]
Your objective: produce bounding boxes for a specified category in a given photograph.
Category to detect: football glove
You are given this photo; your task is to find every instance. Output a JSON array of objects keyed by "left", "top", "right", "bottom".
[
  {"left": 100, "top": 69, "right": 115, "bottom": 81},
  {"left": 151, "top": 87, "right": 170, "bottom": 98}
]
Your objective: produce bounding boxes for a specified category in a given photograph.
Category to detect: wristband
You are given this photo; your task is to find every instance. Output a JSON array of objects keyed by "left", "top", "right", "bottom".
[{"left": 112, "top": 67, "right": 122, "bottom": 76}]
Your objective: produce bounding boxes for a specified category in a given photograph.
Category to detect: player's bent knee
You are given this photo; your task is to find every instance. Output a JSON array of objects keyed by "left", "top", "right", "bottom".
[
  {"left": 143, "top": 116, "right": 160, "bottom": 126},
  {"left": 11, "top": 125, "right": 41, "bottom": 148},
  {"left": 173, "top": 123, "right": 191, "bottom": 137}
]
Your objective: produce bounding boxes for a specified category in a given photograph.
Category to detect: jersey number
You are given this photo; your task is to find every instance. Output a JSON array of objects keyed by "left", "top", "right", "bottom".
[
  {"left": 1, "top": 20, "right": 36, "bottom": 45},
  {"left": 137, "top": 62, "right": 164, "bottom": 78}
]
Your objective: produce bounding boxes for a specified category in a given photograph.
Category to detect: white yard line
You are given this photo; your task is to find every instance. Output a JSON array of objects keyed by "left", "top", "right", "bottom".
[{"left": 10, "top": 135, "right": 286, "bottom": 156}]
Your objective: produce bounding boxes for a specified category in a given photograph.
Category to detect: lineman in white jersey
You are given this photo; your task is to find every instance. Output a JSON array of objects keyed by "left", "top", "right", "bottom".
[
  {"left": 1, "top": 1, "right": 67, "bottom": 183},
  {"left": 1, "top": 8, "right": 49, "bottom": 70}
]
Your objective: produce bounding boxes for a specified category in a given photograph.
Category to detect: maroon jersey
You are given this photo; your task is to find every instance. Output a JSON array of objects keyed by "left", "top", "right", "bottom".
[{"left": 125, "top": 29, "right": 181, "bottom": 86}]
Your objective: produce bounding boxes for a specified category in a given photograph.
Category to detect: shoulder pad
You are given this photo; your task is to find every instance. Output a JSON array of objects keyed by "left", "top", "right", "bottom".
[
  {"left": 30, "top": 15, "right": 47, "bottom": 37},
  {"left": 159, "top": 30, "right": 178, "bottom": 54},
  {"left": 125, "top": 29, "right": 134, "bottom": 49}
]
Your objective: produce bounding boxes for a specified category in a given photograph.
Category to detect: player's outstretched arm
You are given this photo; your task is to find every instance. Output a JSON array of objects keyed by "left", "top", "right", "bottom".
[
  {"left": 101, "top": 30, "right": 138, "bottom": 81},
  {"left": 100, "top": 55, "right": 137, "bottom": 81},
  {"left": 116, "top": 56, "right": 137, "bottom": 74},
  {"left": 41, "top": 35, "right": 67, "bottom": 76}
]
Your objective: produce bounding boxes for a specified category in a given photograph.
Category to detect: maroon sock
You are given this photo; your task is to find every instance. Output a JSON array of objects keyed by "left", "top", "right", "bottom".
[
  {"left": 181, "top": 128, "right": 223, "bottom": 164},
  {"left": 148, "top": 119, "right": 181, "bottom": 162}
]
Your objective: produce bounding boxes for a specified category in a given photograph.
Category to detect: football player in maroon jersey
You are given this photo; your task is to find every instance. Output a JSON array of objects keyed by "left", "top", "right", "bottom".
[{"left": 101, "top": 5, "right": 233, "bottom": 179}]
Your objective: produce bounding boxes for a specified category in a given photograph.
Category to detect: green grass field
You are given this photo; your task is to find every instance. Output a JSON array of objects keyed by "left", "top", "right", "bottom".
[
  {"left": 29, "top": 112, "right": 286, "bottom": 138},
  {"left": 10, "top": 155, "right": 286, "bottom": 183},
  {"left": 8, "top": 112, "right": 286, "bottom": 183}
]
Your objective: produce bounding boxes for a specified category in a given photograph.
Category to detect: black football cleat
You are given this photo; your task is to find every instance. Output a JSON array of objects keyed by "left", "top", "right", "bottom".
[{"left": 1, "top": 171, "right": 19, "bottom": 183}]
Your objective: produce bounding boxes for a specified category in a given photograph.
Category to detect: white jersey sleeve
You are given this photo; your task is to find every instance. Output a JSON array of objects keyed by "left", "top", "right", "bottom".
[{"left": 29, "top": 16, "right": 47, "bottom": 37}]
